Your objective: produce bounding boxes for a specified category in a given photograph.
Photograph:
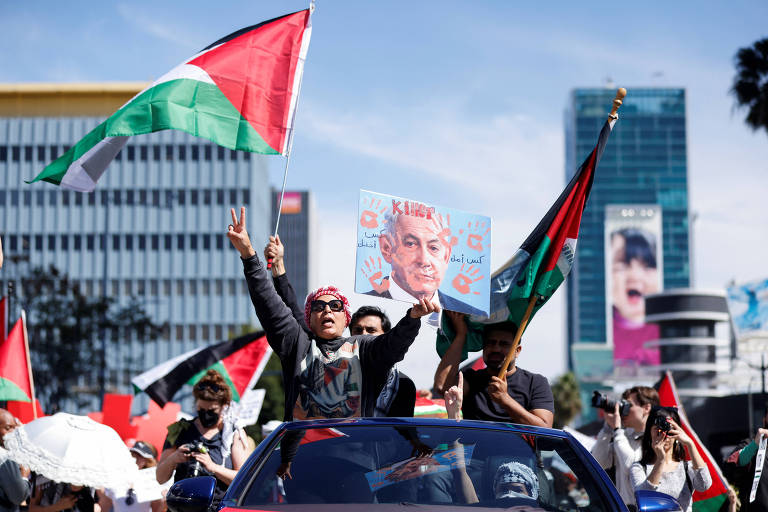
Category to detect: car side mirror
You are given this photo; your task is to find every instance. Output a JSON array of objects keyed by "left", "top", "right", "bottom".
[
  {"left": 635, "top": 489, "right": 683, "bottom": 512},
  {"left": 166, "top": 476, "right": 216, "bottom": 512}
]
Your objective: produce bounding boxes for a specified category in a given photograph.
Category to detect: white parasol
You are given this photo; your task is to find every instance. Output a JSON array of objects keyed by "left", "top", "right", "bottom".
[{"left": 4, "top": 412, "right": 140, "bottom": 489}]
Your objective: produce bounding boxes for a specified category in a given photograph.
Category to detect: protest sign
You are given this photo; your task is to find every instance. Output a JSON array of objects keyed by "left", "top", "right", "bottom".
[
  {"left": 365, "top": 444, "right": 475, "bottom": 491},
  {"left": 356, "top": 189, "right": 491, "bottom": 317}
]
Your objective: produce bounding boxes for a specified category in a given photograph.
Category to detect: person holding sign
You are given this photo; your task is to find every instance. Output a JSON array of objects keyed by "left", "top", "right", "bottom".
[
  {"left": 227, "top": 206, "right": 437, "bottom": 423},
  {"left": 433, "top": 312, "right": 553, "bottom": 427},
  {"left": 726, "top": 404, "right": 768, "bottom": 510},
  {"left": 366, "top": 210, "right": 486, "bottom": 316}
]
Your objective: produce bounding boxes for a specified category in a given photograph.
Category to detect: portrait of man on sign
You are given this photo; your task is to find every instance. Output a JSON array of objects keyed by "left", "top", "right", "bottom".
[{"left": 356, "top": 190, "right": 491, "bottom": 318}]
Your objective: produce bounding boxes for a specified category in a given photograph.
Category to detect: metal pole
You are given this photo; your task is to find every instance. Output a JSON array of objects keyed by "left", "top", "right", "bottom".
[{"left": 99, "top": 190, "right": 109, "bottom": 407}]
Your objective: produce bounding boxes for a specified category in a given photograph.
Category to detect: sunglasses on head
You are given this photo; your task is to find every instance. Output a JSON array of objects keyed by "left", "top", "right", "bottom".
[
  {"left": 310, "top": 299, "right": 344, "bottom": 313},
  {"left": 196, "top": 382, "right": 221, "bottom": 393}
]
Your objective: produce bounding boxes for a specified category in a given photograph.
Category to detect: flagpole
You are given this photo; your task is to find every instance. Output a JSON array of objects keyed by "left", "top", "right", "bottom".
[
  {"left": 496, "top": 88, "right": 626, "bottom": 380},
  {"left": 21, "top": 310, "right": 37, "bottom": 419},
  {"left": 497, "top": 294, "right": 539, "bottom": 379},
  {"left": 268, "top": 0, "right": 315, "bottom": 269}
]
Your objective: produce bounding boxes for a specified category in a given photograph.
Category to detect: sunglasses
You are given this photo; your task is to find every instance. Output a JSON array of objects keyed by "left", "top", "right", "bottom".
[
  {"left": 310, "top": 299, "right": 344, "bottom": 313},
  {"left": 196, "top": 382, "right": 222, "bottom": 393}
]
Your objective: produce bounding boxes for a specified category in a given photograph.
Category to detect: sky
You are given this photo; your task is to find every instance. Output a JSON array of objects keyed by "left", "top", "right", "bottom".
[{"left": 2, "top": 1, "right": 767, "bottom": 389}]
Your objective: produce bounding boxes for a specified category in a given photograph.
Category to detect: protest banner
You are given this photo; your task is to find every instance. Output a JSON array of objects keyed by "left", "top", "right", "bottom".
[{"left": 356, "top": 189, "right": 491, "bottom": 317}]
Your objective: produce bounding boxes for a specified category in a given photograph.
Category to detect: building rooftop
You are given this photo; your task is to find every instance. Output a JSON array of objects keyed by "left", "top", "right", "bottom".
[{"left": 0, "top": 82, "right": 148, "bottom": 117}]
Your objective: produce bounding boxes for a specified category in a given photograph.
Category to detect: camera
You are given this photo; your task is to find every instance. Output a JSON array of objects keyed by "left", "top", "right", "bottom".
[
  {"left": 591, "top": 391, "right": 631, "bottom": 417},
  {"left": 653, "top": 415, "right": 672, "bottom": 434},
  {"left": 181, "top": 442, "right": 209, "bottom": 476}
]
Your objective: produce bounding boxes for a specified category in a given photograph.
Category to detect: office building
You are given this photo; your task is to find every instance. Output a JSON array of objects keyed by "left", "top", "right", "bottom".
[
  {"left": 564, "top": 88, "right": 691, "bottom": 416},
  {"left": 0, "top": 83, "right": 270, "bottom": 412}
]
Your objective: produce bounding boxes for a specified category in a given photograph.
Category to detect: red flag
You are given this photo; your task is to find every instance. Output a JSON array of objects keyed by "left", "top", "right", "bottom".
[
  {"left": 657, "top": 371, "right": 729, "bottom": 512},
  {"left": 0, "top": 314, "right": 33, "bottom": 402}
]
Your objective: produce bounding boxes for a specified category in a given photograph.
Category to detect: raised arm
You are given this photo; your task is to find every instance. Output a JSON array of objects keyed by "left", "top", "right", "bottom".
[
  {"left": 228, "top": 207, "right": 302, "bottom": 358},
  {"left": 434, "top": 312, "right": 468, "bottom": 395},
  {"left": 362, "top": 299, "right": 439, "bottom": 368},
  {"left": 265, "top": 235, "right": 311, "bottom": 336}
]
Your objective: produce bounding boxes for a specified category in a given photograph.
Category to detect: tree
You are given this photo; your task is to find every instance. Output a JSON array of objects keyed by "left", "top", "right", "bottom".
[
  {"left": 732, "top": 38, "right": 768, "bottom": 135},
  {"left": 21, "top": 265, "right": 163, "bottom": 412},
  {"left": 551, "top": 371, "right": 582, "bottom": 428}
]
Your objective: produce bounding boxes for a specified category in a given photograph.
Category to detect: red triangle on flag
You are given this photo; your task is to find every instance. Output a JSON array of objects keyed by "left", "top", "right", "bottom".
[
  {"left": 189, "top": 10, "right": 311, "bottom": 155},
  {"left": 0, "top": 316, "right": 33, "bottom": 402}
]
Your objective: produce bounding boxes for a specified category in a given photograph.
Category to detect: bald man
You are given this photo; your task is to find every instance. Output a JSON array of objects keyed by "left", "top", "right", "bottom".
[{"left": 0, "top": 409, "right": 31, "bottom": 512}]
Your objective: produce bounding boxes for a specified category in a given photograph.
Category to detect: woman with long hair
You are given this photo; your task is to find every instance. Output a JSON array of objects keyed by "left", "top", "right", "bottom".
[{"left": 630, "top": 407, "right": 711, "bottom": 512}]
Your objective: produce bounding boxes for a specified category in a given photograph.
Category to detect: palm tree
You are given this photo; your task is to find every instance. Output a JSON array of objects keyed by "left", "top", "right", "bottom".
[
  {"left": 731, "top": 38, "right": 768, "bottom": 135},
  {"left": 551, "top": 371, "right": 582, "bottom": 428}
]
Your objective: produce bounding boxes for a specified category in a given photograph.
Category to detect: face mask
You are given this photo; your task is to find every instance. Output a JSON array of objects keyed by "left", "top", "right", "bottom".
[{"left": 198, "top": 408, "right": 220, "bottom": 428}]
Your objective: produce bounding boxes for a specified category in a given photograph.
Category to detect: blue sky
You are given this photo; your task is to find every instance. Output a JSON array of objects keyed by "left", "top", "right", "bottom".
[{"left": 2, "top": 1, "right": 767, "bottom": 387}]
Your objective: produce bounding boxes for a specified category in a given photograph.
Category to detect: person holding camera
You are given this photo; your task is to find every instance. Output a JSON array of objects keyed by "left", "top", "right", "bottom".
[
  {"left": 630, "top": 406, "right": 711, "bottom": 512},
  {"left": 590, "top": 386, "right": 659, "bottom": 510},
  {"left": 156, "top": 370, "right": 251, "bottom": 504}
]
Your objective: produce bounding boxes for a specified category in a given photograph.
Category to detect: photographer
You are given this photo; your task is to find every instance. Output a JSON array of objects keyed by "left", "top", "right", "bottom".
[
  {"left": 156, "top": 370, "right": 250, "bottom": 504},
  {"left": 630, "top": 406, "right": 711, "bottom": 512},
  {"left": 590, "top": 386, "right": 659, "bottom": 511}
]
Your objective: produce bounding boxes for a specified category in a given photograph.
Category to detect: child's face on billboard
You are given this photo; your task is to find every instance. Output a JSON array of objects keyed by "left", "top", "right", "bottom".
[{"left": 610, "top": 234, "right": 659, "bottom": 323}]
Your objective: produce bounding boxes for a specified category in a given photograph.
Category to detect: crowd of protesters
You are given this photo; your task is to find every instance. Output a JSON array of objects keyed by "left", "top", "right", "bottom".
[{"left": 7, "top": 211, "right": 768, "bottom": 512}]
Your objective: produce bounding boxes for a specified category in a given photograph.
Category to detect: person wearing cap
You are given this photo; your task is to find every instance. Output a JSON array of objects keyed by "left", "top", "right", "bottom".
[
  {"left": 99, "top": 441, "right": 166, "bottom": 512},
  {"left": 227, "top": 206, "right": 437, "bottom": 423}
]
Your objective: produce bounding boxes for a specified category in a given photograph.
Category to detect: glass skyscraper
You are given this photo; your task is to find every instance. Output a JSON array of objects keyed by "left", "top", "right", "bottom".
[
  {"left": 0, "top": 83, "right": 270, "bottom": 412},
  {"left": 565, "top": 88, "right": 690, "bottom": 397}
]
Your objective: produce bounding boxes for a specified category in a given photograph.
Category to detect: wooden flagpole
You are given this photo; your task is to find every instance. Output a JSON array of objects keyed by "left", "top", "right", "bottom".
[
  {"left": 20, "top": 310, "right": 37, "bottom": 419},
  {"left": 496, "top": 88, "right": 626, "bottom": 380},
  {"left": 497, "top": 294, "right": 538, "bottom": 379}
]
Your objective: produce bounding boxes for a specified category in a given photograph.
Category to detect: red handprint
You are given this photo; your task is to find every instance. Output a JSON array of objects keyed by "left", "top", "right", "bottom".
[
  {"left": 452, "top": 263, "right": 485, "bottom": 295},
  {"left": 360, "top": 197, "right": 388, "bottom": 229},
  {"left": 361, "top": 256, "right": 389, "bottom": 294},
  {"left": 432, "top": 212, "right": 458, "bottom": 249},
  {"left": 459, "top": 221, "right": 490, "bottom": 252}
]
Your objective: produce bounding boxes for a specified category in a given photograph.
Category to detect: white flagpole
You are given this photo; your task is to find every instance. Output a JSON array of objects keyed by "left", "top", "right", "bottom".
[
  {"left": 269, "top": 0, "right": 314, "bottom": 268},
  {"left": 20, "top": 310, "right": 37, "bottom": 419}
]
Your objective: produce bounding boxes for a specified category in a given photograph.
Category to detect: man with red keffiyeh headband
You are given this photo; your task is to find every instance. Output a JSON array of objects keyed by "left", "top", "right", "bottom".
[{"left": 226, "top": 207, "right": 439, "bottom": 422}]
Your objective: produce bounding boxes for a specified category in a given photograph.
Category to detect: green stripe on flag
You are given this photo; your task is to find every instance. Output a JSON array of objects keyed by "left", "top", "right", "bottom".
[
  {"left": 31, "top": 78, "right": 279, "bottom": 186},
  {"left": 0, "top": 377, "right": 32, "bottom": 402},
  {"left": 692, "top": 493, "right": 727, "bottom": 512},
  {"left": 186, "top": 362, "right": 241, "bottom": 402}
]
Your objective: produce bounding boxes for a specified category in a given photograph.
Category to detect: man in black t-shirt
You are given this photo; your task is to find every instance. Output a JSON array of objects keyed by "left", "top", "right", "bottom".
[{"left": 434, "top": 312, "right": 553, "bottom": 427}]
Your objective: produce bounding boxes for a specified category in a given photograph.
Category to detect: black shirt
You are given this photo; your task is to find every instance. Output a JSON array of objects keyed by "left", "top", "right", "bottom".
[{"left": 462, "top": 367, "right": 554, "bottom": 422}]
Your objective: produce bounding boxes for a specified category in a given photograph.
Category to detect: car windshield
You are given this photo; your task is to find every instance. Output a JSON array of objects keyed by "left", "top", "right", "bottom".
[{"left": 239, "top": 424, "right": 613, "bottom": 511}]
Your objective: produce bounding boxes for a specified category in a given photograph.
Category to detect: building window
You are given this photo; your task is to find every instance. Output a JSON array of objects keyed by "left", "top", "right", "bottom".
[
  {"left": 176, "top": 280, "right": 184, "bottom": 295},
  {"left": 177, "top": 190, "right": 186, "bottom": 206},
  {"left": 203, "top": 190, "right": 211, "bottom": 205},
  {"left": 190, "top": 235, "right": 198, "bottom": 250},
  {"left": 47, "top": 235, "right": 56, "bottom": 251},
  {"left": 151, "top": 234, "right": 159, "bottom": 251},
  {"left": 24, "top": 145, "right": 33, "bottom": 161},
  {"left": 35, "top": 190, "right": 44, "bottom": 206},
  {"left": 49, "top": 190, "right": 57, "bottom": 206},
  {"left": 125, "top": 280, "right": 133, "bottom": 296},
  {"left": 88, "top": 192, "right": 95, "bottom": 206},
  {"left": 203, "top": 234, "right": 211, "bottom": 250},
  {"left": 165, "top": 144, "right": 173, "bottom": 161},
  {"left": 190, "top": 190, "right": 198, "bottom": 205},
  {"left": 178, "top": 145, "right": 186, "bottom": 160},
  {"left": 188, "top": 325, "right": 197, "bottom": 341},
  {"left": 189, "top": 280, "right": 197, "bottom": 295},
  {"left": 126, "top": 190, "right": 134, "bottom": 206},
  {"left": 215, "top": 324, "right": 223, "bottom": 340},
  {"left": 177, "top": 234, "right": 184, "bottom": 250},
  {"left": 74, "top": 235, "right": 82, "bottom": 251},
  {"left": 86, "top": 235, "right": 95, "bottom": 251},
  {"left": 34, "top": 235, "right": 43, "bottom": 251},
  {"left": 11, "top": 146, "right": 20, "bottom": 161},
  {"left": 201, "top": 325, "right": 210, "bottom": 340},
  {"left": 204, "top": 145, "right": 212, "bottom": 161},
  {"left": 50, "top": 145, "right": 59, "bottom": 159},
  {"left": 150, "top": 280, "right": 158, "bottom": 296},
  {"left": 8, "top": 235, "right": 17, "bottom": 252},
  {"left": 153, "top": 144, "right": 161, "bottom": 160},
  {"left": 60, "top": 235, "right": 69, "bottom": 251},
  {"left": 125, "top": 234, "right": 133, "bottom": 250},
  {"left": 100, "top": 190, "right": 108, "bottom": 206},
  {"left": 152, "top": 190, "right": 160, "bottom": 206},
  {"left": 85, "top": 280, "right": 94, "bottom": 296},
  {"left": 163, "top": 279, "right": 171, "bottom": 296},
  {"left": 242, "top": 189, "right": 250, "bottom": 205},
  {"left": 215, "top": 280, "right": 223, "bottom": 296},
  {"left": 10, "top": 191, "right": 18, "bottom": 206},
  {"left": 112, "top": 235, "right": 120, "bottom": 251},
  {"left": 138, "top": 235, "right": 146, "bottom": 251},
  {"left": 229, "top": 280, "right": 237, "bottom": 295},
  {"left": 111, "top": 280, "right": 119, "bottom": 296},
  {"left": 137, "top": 280, "right": 146, "bottom": 295},
  {"left": 113, "top": 190, "right": 122, "bottom": 206},
  {"left": 163, "top": 234, "right": 171, "bottom": 251},
  {"left": 140, "top": 145, "right": 148, "bottom": 161},
  {"left": 202, "top": 280, "right": 210, "bottom": 296},
  {"left": 139, "top": 190, "right": 147, "bottom": 205},
  {"left": 23, "top": 190, "right": 31, "bottom": 206},
  {"left": 74, "top": 192, "right": 83, "bottom": 206},
  {"left": 175, "top": 325, "right": 184, "bottom": 341},
  {"left": 216, "top": 236, "right": 224, "bottom": 250},
  {"left": 229, "top": 149, "right": 237, "bottom": 161},
  {"left": 0, "top": 146, "right": 6, "bottom": 161},
  {"left": 126, "top": 146, "right": 135, "bottom": 161},
  {"left": 229, "top": 189, "right": 237, "bottom": 205},
  {"left": 217, "top": 146, "right": 225, "bottom": 160},
  {"left": 191, "top": 146, "right": 199, "bottom": 160}
]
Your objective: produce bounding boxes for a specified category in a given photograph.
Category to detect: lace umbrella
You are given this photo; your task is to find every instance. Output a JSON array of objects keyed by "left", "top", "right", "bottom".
[{"left": 4, "top": 413, "right": 140, "bottom": 489}]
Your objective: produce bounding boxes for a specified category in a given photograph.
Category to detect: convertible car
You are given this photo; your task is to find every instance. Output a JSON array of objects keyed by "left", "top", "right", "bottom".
[{"left": 166, "top": 417, "right": 682, "bottom": 512}]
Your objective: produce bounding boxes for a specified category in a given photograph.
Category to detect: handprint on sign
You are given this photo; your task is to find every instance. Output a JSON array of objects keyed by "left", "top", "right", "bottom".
[
  {"left": 452, "top": 263, "right": 485, "bottom": 295},
  {"left": 459, "top": 221, "right": 490, "bottom": 252},
  {"left": 360, "top": 197, "right": 388, "bottom": 229},
  {"left": 361, "top": 256, "right": 389, "bottom": 295},
  {"left": 431, "top": 213, "right": 458, "bottom": 250}
]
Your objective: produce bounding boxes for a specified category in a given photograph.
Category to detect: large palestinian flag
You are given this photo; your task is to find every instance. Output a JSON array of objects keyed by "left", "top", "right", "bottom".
[
  {"left": 29, "top": 8, "right": 312, "bottom": 191},
  {"left": 0, "top": 314, "right": 33, "bottom": 402},
  {"left": 657, "top": 371, "right": 730, "bottom": 512},
  {"left": 131, "top": 331, "right": 271, "bottom": 407},
  {"left": 437, "top": 108, "right": 618, "bottom": 359}
]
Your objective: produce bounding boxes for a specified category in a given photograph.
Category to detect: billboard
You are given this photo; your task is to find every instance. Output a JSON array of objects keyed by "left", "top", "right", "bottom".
[
  {"left": 355, "top": 189, "right": 491, "bottom": 317},
  {"left": 604, "top": 205, "right": 663, "bottom": 369},
  {"left": 726, "top": 277, "right": 768, "bottom": 339}
]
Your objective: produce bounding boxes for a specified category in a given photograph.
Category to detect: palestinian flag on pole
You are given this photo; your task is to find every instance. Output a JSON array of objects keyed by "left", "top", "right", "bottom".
[
  {"left": 29, "top": 8, "right": 312, "bottom": 191},
  {"left": 657, "top": 371, "right": 730, "bottom": 512},
  {"left": 131, "top": 331, "right": 271, "bottom": 407},
  {"left": 0, "top": 313, "right": 34, "bottom": 402},
  {"left": 437, "top": 111, "right": 617, "bottom": 358}
]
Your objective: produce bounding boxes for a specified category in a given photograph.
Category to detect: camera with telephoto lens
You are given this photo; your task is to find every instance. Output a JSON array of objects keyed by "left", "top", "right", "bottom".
[
  {"left": 591, "top": 391, "right": 631, "bottom": 417},
  {"left": 182, "top": 442, "right": 209, "bottom": 476},
  {"left": 653, "top": 415, "right": 672, "bottom": 434}
]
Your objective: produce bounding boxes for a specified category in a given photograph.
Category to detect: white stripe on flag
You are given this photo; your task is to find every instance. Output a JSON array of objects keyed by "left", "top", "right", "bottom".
[{"left": 131, "top": 345, "right": 206, "bottom": 391}]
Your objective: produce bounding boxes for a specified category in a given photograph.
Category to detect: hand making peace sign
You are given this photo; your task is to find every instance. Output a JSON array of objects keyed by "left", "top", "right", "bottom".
[{"left": 227, "top": 207, "right": 257, "bottom": 259}]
